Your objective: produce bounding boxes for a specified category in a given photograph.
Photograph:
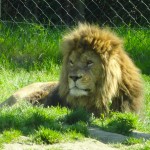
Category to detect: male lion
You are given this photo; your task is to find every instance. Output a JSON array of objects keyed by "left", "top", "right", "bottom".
[{"left": 0, "top": 23, "right": 143, "bottom": 115}]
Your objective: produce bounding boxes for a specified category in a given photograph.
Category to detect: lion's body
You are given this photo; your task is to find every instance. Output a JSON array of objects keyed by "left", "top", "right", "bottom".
[
  {"left": 0, "top": 23, "right": 143, "bottom": 115},
  {"left": 0, "top": 82, "right": 58, "bottom": 107}
]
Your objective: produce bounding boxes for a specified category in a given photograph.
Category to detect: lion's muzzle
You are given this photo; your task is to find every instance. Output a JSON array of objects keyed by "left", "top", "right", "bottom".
[{"left": 68, "top": 74, "right": 90, "bottom": 97}]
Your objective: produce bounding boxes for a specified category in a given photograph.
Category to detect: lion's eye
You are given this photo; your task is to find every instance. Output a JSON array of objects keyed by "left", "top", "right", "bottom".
[
  {"left": 87, "top": 60, "right": 93, "bottom": 67},
  {"left": 69, "top": 60, "right": 74, "bottom": 66}
]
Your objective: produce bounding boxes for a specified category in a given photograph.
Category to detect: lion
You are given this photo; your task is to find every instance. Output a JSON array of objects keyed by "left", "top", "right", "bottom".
[{"left": 0, "top": 23, "right": 143, "bottom": 116}]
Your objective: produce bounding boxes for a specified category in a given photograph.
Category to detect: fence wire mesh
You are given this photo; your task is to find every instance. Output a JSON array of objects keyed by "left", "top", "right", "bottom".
[
  {"left": 1, "top": 0, "right": 150, "bottom": 27},
  {"left": 0, "top": 0, "right": 150, "bottom": 73}
]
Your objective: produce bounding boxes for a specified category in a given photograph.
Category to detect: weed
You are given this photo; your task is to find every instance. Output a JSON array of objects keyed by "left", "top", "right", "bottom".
[
  {"left": 142, "top": 141, "right": 150, "bottom": 150},
  {"left": 65, "top": 108, "right": 90, "bottom": 125},
  {"left": 68, "top": 121, "right": 89, "bottom": 137},
  {"left": 122, "top": 137, "right": 144, "bottom": 145},
  {"left": 91, "top": 112, "right": 138, "bottom": 136},
  {"left": 105, "top": 112, "right": 138, "bottom": 135},
  {"left": 33, "top": 127, "right": 62, "bottom": 144},
  {"left": 0, "top": 129, "right": 21, "bottom": 147},
  {"left": 65, "top": 131, "right": 84, "bottom": 141}
]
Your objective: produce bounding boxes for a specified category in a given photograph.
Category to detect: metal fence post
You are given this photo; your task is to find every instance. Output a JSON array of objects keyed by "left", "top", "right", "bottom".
[{"left": 0, "top": 0, "right": 1, "bottom": 18}]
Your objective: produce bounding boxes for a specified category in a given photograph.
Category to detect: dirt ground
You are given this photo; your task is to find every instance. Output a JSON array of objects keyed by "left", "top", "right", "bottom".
[
  {"left": 3, "top": 128, "right": 150, "bottom": 150},
  {"left": 4, "top": 138, "right": 117, "bottom": 150}
]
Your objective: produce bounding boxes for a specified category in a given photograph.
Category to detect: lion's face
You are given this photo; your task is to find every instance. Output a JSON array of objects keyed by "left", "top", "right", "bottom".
[
  {"left": 59, "top": 23, "right": 123, "bottom": 104},
  {"left": 67, "top": 49, "right": 102, "bottom": 97}
]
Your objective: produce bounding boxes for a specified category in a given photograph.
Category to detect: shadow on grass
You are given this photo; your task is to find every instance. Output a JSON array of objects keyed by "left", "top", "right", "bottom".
[
  {"left": 0, "top": 107, "right": 56, "bottom": 135},
  {"left": 0, "top": 103, "right": 90, "bottom": 144}
]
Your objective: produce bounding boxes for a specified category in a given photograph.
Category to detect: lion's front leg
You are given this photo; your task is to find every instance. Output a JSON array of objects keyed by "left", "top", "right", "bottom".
[{"left": 111, "top": 92, "right": 142, "bottom": 113}]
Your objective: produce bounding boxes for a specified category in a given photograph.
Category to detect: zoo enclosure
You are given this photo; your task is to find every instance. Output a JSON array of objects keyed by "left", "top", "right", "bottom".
[{"left": 0, "top": 0, "right": 150, "bottom": 73}]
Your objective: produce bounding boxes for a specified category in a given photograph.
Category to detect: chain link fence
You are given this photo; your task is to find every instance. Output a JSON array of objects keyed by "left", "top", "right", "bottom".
[
  {"left": 0, "top": 0, "right": 150, "bottom": 73},
  {"left": 1, "top": 0, "right": 150, "bottom": 27}
]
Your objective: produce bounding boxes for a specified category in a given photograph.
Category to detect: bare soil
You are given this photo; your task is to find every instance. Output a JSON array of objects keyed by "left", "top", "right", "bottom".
[{"left": 3, "top": 128, "right": 150, "bottom": 150}]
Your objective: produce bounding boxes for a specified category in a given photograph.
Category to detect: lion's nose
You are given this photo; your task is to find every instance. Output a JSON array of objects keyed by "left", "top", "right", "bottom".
[{"left": 69, "top": 75, "right": 82, "bottom": 82}]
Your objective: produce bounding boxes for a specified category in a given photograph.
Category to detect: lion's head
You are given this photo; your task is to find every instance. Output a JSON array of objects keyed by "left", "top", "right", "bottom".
[{"left": 58, "top": 23, "right": 124, "bottom": 113}]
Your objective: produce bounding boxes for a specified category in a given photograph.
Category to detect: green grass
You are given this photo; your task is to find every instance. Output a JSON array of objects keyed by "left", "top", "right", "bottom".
[
  {"left": 65, "top": 108, "right": 90, "bottom": 125},
  {"left": 0, "top": 23, "right": 150, "bottom": 73},
  {"left": 122, "top": 137, "right": 145, "bottom": 145},
  {"left": 113, "top": 140, "right": 150, "bottom": 150},
  {"left": 0, "top": 23, "right": 62, "bottom": 71},
  {"left": 0, "top": 129, "right": 21, "bottom": 149},
  {"left": 116, "top": 28, "right": 150, "bottom": 74},
  {"left": 105, "top": 112, "right": 138, "bottom": 135},
  {"left": 0, "top": 23, "right": 150, "bottom": 148},
  {"left": 0, "top": 103, "right": 88, "bottom": 145}
]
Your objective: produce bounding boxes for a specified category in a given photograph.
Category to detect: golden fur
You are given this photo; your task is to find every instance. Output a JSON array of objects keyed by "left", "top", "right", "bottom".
[
  {"left": 1, "top": 23, "right": 143, "bottom": 115},
  {"left": 58, "top": 23, "right": 143, "bottom": 115},
  {"left": 0, "top": 82, "right": 58, "bottom": 107}
]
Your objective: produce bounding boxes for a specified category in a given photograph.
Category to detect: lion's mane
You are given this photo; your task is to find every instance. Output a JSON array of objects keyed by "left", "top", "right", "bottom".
[{"left": 58, "top": 23, "right": 143, "bottom": 115}]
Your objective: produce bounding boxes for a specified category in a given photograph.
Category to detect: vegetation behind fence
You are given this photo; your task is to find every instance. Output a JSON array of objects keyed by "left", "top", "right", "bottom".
[
  {"left": 1, "top": 0, "right": 150, "bottom": 27},
  {"left": 0, "top": 0, "right": 150, "bottom": 74}
]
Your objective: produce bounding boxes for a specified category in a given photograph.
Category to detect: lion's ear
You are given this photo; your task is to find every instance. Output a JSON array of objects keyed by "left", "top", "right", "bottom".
[
  {"left": 61, "top": 35, "right": 80, "bottom": 55},
  {"left": 60, "top": 39, "right": 71, "bottom": 55},
  {"left": 110, "top": 36, "right": 123, "bottom": 49},
  {"left": 110, "top": 38, "right": 123, "bottom": 49}
]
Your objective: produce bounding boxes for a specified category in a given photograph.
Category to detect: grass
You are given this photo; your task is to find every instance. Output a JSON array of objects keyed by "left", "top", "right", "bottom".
[
  {"left": 0, "top": 22, "right": 150, "bottom": 148},
  {"left": 0, "top": 103, "right": 88, "bottom": 145},
  {"left": 117, "top": 28, "right": 150, "bottom": 74},
  {"left": 0, "top": 23, "right": 150, "bottom": 73},
  {"left": 113, "top": 140, "right": 150, "bottom": 150},
  {"left": 0, "top": 129, "right": 21, "bottom": 149},
  {"left": 96, "top": 112, "right": 138, "bottom": 135},
  {"left": 65, "top": 108, "right": 90, "bottom": 125}
]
